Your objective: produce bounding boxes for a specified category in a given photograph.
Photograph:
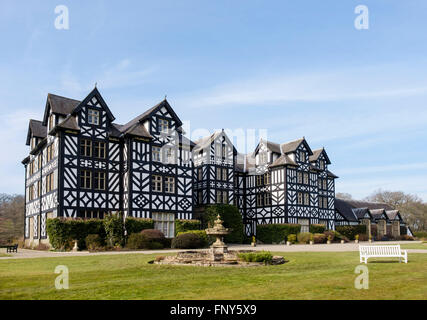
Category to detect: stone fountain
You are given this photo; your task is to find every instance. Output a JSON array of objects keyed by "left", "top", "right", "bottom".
[
  {"left": 153, "top": 215, "right": 285, "bottom": 267},
  {"left": 205, "top": 214, "right": 231, "bottom": 261}
]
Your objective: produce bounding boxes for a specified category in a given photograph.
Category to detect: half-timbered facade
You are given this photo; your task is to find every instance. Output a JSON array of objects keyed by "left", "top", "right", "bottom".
[{"left": 24, "top": 88, "right": 412, "bottom": 246}]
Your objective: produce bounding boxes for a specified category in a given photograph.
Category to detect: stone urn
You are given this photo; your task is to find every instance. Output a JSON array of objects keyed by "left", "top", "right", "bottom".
[
  {"left": 286, "top": 241, "right": 291, "bottom": 246},
  {"left": 341, "top": 240, "right": 345, "bottom": 244},
  {"left": 355, "top": 240, "right": 359, "bottom": 244},
  {"left": 327, "top": 240, "right": 331, "bottom": 245},
  {"left": 309, "top": 241, "right": 314, "bottom": 245},
  {"left": 72, "top": 240, "right": 78, "bottom": 252}
]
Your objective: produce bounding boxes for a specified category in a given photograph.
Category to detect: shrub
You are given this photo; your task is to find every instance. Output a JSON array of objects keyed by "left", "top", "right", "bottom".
[
  {"left": 125, "top": 218, "right": 154, "bottom": 235},
  {"left": 313, "top": 233, "right": 327, "bottom": 244},
  {"left": 126, "top": 233, "right": 146, "bottom": 249},
  {"left": 140, "top": 229, "right": 166, "bottom": 249},
  {"left": 203, "top": 204, "right": 244, "bottom": 243},
  {"left": 171, "top": 233, "right": 203, "bottom": 249},
  {"left": 324, "top": 230, "right": 335, "bottom": 242},
  {"left": 175, "top": 220, "right": 201, "bottom": 234},
  {"left": 297, "top": 232, "right": 312, "bottom": 244},
  {"left": 256, "top": 224, "right": 301, "bottom": 244},
  {"left": 46, "top": 218, "right": 73, "bottom": 250},
  {"left": 336, "top": 225, "right": 367, "bottom": 240},
  {"left": 238, "top": 251, "right": 273, "bottom": 264},
  {"left": 177, "top": 230, "right": 209, "bottom": 248},
  {"left": 85, "top": 234, "right": 104, "bottom": 251},
  {"left": 287, "top": 234, "right": 297, "bottom": 244},
  {"left": 413, "top": 231, "right": 427, "bottom": 239},
  {"left": 103, "top": 214, "right": 125, "bottom": 247},
  {"left": 309, "top": 224, "right": 326, "bottom": 234},
  {"left": 358, "top": 233, "right": 369, "bottom": 241}
]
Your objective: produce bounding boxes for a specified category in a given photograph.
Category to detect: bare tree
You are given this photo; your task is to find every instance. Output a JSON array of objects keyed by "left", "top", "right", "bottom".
[
  {"left": 365, "top": 189, "right": 427, "bottom": 231},
  {"left": 0, "top": 193, "right": 24, "bottom": 244},
  {"left": 336, "top": 192, "right": 353, "bottom": 200}
]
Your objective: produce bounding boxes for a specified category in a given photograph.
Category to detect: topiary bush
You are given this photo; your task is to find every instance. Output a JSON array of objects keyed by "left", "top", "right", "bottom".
[
  {"left": 297, "top": 232, "right": 312, "bottom": 244},
  {"left": 176, "top": 230, "right": 210, "bottom": 248},
  {"left": 171, "top": 233, "right": 203, "bottom": 249},
  {"left": 103, "top": 214, "right": 125, "bottom": 247},
  {"left": 125, "top": 217, "right": 154, "bottom": 235},
  {"left": 336, "top": 225, "right": 367, "bottom": 240},
  {"left": 202, "top": 204, "right": 244, "bottom": 243},
  {"left": 287, "top": 234, "right": 297, "bottom": 244},
  {"left": 126, "top": 233, "right": 146, "bottom": 249},
  {"left": 139, "top": 229, "right": 166, "bottom": 249},
  {"left": 313, "top": 233, "right": 327, "bottom": 244},
  {"left": 175, "top": 220, "right": 201, "bottom": 234},
  {"left": 413, "top": 231, "right": 427, "bottom": 239},
  {"left": 256, "top": 224, "right": 301, "bottom": 244},
  {"left": 85, "top": 234, "right": 104, "bottom": 251},
  {"left": 309, "top": 224, "right": 326, "bottom": 234},
  {"left": 238, "top": 251, "right": 273, "bottom": 264}
]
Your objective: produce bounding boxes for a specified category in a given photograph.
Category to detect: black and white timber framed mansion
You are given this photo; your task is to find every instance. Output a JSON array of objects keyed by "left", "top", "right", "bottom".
[{"left": 22, "top": 88, "right": 411, "bottom": 246}]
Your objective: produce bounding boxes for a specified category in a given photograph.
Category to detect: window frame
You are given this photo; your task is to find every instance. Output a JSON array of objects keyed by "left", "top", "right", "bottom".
[
  {"left": 152, "top": 175, "right": 162, "bottom": 192},
  {"left": 94, "top": 141, "right": 106, "bottom": 159},
  {"left": 93, "top": 171, "right": 106, "bottom": 190},
  {"left": 88, "top": 109, "right": 100, "bottom": 125},
  {"left": 158, "top": 119, "right": 169, "bottom": 133},
  {"left": 165, "top": 176, "right": 175, "bottom": 194},
  {"left": 80, "top": 170, "right": 92, "bottom": 189},
  {"left": 152, "top": 146, "right": 161, "bottom": 162},
  {"left": 153, "top": 212, "right": 175, "bottom": 238}
]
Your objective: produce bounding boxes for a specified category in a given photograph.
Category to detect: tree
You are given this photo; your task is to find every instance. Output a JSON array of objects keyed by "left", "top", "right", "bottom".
[
  {"left": 336, "top": 192, "right": 353, "bottom": 200},
  {"left": 0, "top": 193, "right": 25, "bottom": 244},
  {"left": 365, "top": 189, "right": 427, "bottom": 232}
]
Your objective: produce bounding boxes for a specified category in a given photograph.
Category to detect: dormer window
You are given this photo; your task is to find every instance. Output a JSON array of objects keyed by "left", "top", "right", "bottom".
[
  {"left": 159, "top": 119, "right": 169, "bottom": 133},
  {"left": 222, "top": 144, "right": 226, "bottom": 158},
  {"left": 260, "top": 153, "right": 267, "bottom": 164},
  {"left": 299, "top": 151, "right": 306, "bottom": 162},
  {"left": 319, "top": 160, "right": 325, "bottom": 170},
  {"left": 88, "top": 109, "right": 100, "bottom": 125}
]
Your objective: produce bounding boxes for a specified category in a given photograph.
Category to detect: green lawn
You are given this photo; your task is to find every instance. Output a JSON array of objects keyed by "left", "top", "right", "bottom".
[
  {"left": 0, "top": 253, "right": 11, "bottom": 258},
  {"left": 400, "top": 243, "right": 427, "bottom": 250},
  {"left": 0, "top": 252, "right": 426, "bottom": 300}
]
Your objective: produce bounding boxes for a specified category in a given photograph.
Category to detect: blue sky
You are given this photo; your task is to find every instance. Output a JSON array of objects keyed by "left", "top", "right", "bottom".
[{"left": 1, "top": 0, "right": 427, "bottom": 200}]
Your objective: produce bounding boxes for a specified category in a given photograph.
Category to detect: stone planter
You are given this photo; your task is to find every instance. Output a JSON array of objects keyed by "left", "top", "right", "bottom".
[
  {"left": 309, "top": 241, "right": 314, "bottom": 245},
  {"left": 286, "top": 241, "right": 291, "bottom": 246},
  {"left": 72, "top": 240, "right": 78, "bottom": 252},
  {"left": 327, "top": 240, "right": 331, "bottom": 244},
  {"left": 341, "top": 240, "right": 345, "bottom": 244},
  {"left": 251, "top": 242, "right": 256, "bottom": 247},
  {"left": 369, "top": 239, "right": 372, "bottom": 243},
  {"left": 355, "top": 240, "right": 359, "bottom": 244}
]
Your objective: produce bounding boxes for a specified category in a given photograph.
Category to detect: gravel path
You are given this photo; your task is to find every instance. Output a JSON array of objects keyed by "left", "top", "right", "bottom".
[{"left": 0, "top": 241, "right": 425, "bottom": 260}]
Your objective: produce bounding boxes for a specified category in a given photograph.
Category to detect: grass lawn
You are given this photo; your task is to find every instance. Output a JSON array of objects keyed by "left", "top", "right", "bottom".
[
  {"left": 0, "top": 253, "right": 11, "bottom": 258},
  {"left": 400, "top": 243, "right": 427, "bottom": 250},
  {"left": 0, "top": 251, "right": 426, "bottom": 300}
]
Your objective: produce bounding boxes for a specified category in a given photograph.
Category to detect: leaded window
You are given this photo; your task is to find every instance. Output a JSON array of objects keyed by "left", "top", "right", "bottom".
[
  {"left": 158, "top": 119, "right": 169, "bottom": 133},
  {"left": 152, "top": 146, "right": 161, "bottom": 162},
  {"left": 94, "top": 172, "right": 106, "bottom": 190},
  {"left": 80, "top": 139, "right": 92, "bottom": 157},
  {"left": 94, "top": 141, "right": 106, "bottom": 159},
  {"left": 165, "top": 177, "right": 175, "bottom": 193},
  {"left": 80, "top": 170, "right": 91, "bottom": 189},
  {"left": 152, "top": 175, "right": 162, "bottom": 192},
  {"left": 88, "top": 109, "right": 100, "bottom": 125},
  {"left": 153, "top": 212, "right": 175, "bottom": 238}
]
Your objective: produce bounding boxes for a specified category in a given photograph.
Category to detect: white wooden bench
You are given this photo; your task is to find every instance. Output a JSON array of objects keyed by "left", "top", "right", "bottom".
[{"left": 359, "top": 245, "right": 408, "bottom": 264}]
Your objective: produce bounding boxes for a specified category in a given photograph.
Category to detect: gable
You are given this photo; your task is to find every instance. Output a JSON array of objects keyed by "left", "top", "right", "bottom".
[{"left": 72, "top": 88, "right": 115, "bottom": 123}]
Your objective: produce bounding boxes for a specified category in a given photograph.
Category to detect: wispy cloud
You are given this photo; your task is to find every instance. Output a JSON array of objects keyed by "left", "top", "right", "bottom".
[
  {"left": 180, "top": 65, "right": 427, "bottom": 108},
  {"left": 336, "top": 162, "right": 427, "bottom": 176}
]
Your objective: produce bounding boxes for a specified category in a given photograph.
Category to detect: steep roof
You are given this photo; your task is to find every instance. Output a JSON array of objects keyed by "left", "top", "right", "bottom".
[
  {"left": 120, "top": 99, "right": 182, "bottom": 133},
  {"left": 370, "top": 208, "right": 388, "bottom": 220},
  {"left": 193, "top": 131, "right": 222, "bottom": 152},
  {"left": 352, "top": 207, "right": 371, "bottom": 219},
  {"left": 386, "top": 210, "right": 401, "bottom": 221},
  {"left": 334, "top": 198, "right": 358, "bottom": 222},
  {"left": 344, "top": 200, "right": 393, "bottom": 211},
  {"left": 47, "top": 93, "right": 81, "bottom": 115},
  {"left": 280, "top": 137, "right": 313, "bottom": 155},
  {"left": 309, "top": 148, "right": 331, "bottom": 164},
  {"left": 269, "top": 154, "right": 298, "bottom": 168},
  {"left": 26, "top": 120, "right": 47, "bottom": 145}
]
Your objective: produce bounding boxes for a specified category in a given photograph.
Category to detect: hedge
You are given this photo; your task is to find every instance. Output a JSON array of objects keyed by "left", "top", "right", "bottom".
[
  {"left": 413, "top": 231, "right": 427, "bottom": 239},
  {"left": 336, "top": 225, "right": 367, "bottom": 240},
  {"left": 46, "top": 218, "right": 105, "bottom": 250},
  {"left": 177, "top": 230, "right": 210, "bottom": 247},
  {"left": 256, "top": 224, "right": 301, "bottom": 244},
  {"left": 175, "top": 219, "right": 201, "bottom": 234},
  {"left": 309, "top": 224, "right": 326, "bottom": 234},
  {"left": 172, "top": 233, "right": 204, "bottom": 249},
  {"left": 203, "top": 204, "right": 244, "bottom": 243},
  {"left": 125, "top": 217, "right": 154, "bottom": 235},
  {"left": 238, "top": 251, "right": 273, "bottom": 263}
]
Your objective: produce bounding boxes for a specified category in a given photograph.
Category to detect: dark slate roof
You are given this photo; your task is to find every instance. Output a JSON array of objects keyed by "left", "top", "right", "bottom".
[
  {"left": 269, "top": 154, "right": 298, "bottom": 168},
  {"left": 334, "top": 198, "right": 358, "bottom": 222},
  {"left": 326, "top": 170, "right": 339, "bottom": 179},
  {"left": 122, "top": 122, "right": 152, "bottom": 139},
  {"left": 47, "top": 93, "right": 81, "bottom": 115},
  {"left": 57, "top": 116, "right": 80, "bottom": 131},
  {"left": 109, "top": 123, "right": 123, "bottom": 138},
  {"left": 370, "top": 209, "right": 388, "bottom": 220},
  {"left": 352, "top": 207, "right": 370, "bottom": 219},
  {"left": 120, "top": 99, "right": 182, "bottom": 133},
  {"left": 26, "top": 120, "right": 47, "bottom": 145},
  {"left": 345, "top": 200, "right": 393, "bottom": 211},
  {"left": 386, "top": 210, "right": 401, "bottom": 221},
  {"left": 280, "top": 138, "right": 304, "bottom": 154},
  {"left": 309, "top": 148, "right": 332, "bottom": 165}
]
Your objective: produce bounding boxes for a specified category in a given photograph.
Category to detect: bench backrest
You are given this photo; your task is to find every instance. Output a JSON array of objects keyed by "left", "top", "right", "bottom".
[{"left": 359, "top": 245, "right": 401, "bottom": 256}]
